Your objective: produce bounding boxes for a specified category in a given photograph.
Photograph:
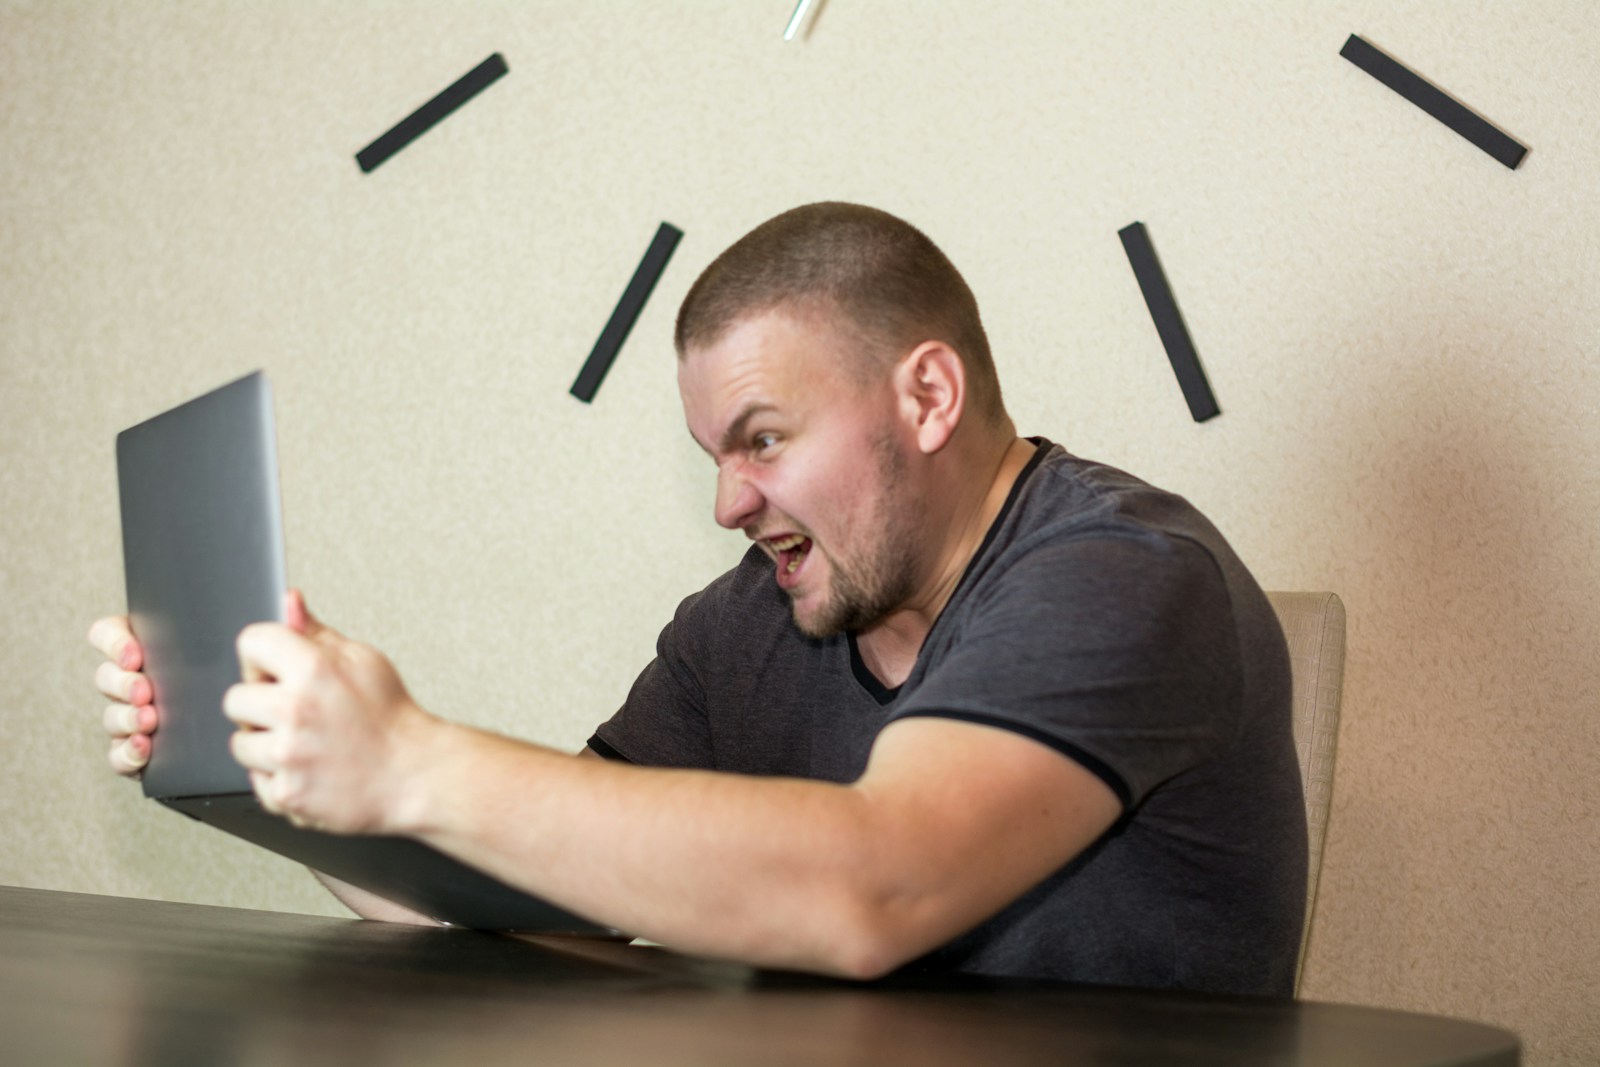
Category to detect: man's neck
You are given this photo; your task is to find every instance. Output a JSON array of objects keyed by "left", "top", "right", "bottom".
[{"left": 854, "top": 435, "right": 1037, "bottom": 689}]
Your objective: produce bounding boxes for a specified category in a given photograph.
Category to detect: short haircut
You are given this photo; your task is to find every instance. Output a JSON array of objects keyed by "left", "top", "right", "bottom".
[{"left": 674, "top": 202, "right": 1005, "bottom": 423}]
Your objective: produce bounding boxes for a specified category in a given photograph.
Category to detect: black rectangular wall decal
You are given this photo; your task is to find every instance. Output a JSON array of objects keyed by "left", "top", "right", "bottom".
[
  {"left": 571, "top": 222, "right": 684, "bottom": 403},
  {"left": 356, "top": 53, "right": 509, "bottom": 173},
  {"left": 1118, "top": 222, "right": 1220, "bottom": 424},
  {"left": 1339, "top": 34, "right": 1527, "bottom": 170}
]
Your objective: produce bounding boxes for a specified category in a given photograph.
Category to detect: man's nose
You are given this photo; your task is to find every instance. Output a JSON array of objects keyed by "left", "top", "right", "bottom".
[{"left": 715, "top": 464, "right": 763, "bottom": 531}]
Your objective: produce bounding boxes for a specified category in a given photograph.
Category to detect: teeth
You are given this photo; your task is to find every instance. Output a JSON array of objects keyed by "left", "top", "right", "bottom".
[{"left": 770, "top": 534, "right": 808, "bottom": 576}]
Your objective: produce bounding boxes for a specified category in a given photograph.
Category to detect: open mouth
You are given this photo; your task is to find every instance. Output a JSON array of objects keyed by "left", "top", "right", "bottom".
[{"left": 769, "top": 533, "right": 813, "bottom": 577}]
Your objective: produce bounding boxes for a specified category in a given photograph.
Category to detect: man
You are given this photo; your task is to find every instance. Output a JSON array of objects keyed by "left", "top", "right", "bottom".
[{"left": 92, "top": 202, "right": 1306, "bottom": 994}]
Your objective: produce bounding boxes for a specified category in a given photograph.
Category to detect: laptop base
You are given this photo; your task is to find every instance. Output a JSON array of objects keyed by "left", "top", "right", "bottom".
[{"left": 162, "top": 793, "right": 618, "bottom": 936}]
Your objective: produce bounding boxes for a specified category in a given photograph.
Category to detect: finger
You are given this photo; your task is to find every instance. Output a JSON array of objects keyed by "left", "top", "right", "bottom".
[
  {"left": 102, "top": 702, "right": 157, "bottom": 739},
  {"left": 249, "top": 769, "right": 282, "bottom": 814},
  {"left": 88, "top": 616, "right": 143, "bottom": 671},
  {"left": 236, "top": 622, "right": 320, "bottom": 685},
  {"left": 284, "top": 589, "right": 309, "bottom": 635},
  {"left": 247, "top": 769, "right": 306, "bottom": 825},
  {"left": 222, "top": 682, "right": 281, "bottom": 730},
  {"left": 230, "top": 726, "right": 279, "bottom": 773},
  {"left": 108, "top": 734, "right": 150, "bottom": 777},
  {"left": 287, "top": 588, "right": 339, "bottom": 646},
  {"left": 94, "top": 661, "right": 152, "bottom": 706}
]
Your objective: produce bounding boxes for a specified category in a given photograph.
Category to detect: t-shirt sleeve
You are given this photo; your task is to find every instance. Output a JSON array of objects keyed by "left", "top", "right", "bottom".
[
  {"left": 588, "top": 589, "right": 718, "bottom": 770},
  {"left": 889, "top": 532, "right": 1242, "bottom": 810}
]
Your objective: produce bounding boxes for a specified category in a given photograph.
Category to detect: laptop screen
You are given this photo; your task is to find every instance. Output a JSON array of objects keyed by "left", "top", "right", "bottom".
[{"left": 116, "top": 371, "right": 286, "bottom": 800}]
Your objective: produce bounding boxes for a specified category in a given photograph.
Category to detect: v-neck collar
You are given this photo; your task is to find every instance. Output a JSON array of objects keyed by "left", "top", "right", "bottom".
[{"left": 846, "top": 437, "right": 1053, "bottom": 705}]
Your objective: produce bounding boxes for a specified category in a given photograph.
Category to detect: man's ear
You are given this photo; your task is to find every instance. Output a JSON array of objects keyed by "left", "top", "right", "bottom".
[{"left": 894, "top": 341, "right": 966, "bottom": 455}]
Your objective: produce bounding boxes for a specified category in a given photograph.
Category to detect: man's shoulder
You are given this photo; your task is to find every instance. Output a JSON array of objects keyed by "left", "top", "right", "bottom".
[
  {"left": 1004, "top": 442, "right": 1212, "bottom": 557},
  {"left": 954, "top": 442, "right": 1252, "bottom": 635},
  {"left": 665, "top": 545, "right": 802, "bottom": 647},
  {"left": 686, "top": 544, "right": 784, "bottom": 608}
]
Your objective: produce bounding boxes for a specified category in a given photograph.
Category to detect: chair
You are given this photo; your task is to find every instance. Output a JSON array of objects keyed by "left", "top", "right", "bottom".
[{"left": 1264, "top": 591, "right": 1346, "bottom": 994}]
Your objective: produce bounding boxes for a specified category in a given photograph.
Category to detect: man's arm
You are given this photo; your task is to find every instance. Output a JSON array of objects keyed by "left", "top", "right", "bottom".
[
  {"left": 224, "top": 610, "right": 1120, "bottom": 979},
  {"left": 311, "top": 870, "right": 440, "bottom": 924},
  {"left": 311, "top": 745, "right": 611, "bottom": 925},
  {"left": 387, "top": 718, "right": 1117, "bottom": 977}
]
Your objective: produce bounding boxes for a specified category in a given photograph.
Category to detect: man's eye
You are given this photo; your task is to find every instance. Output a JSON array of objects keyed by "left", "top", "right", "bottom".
[{"left": 752, "top": 433, "right": 779, "bottom": 453}]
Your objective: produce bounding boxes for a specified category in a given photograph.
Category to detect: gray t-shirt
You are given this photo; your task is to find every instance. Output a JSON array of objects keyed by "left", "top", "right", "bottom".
[{"left": 590, "top": 440, "right": 1307, "bottom": 996}]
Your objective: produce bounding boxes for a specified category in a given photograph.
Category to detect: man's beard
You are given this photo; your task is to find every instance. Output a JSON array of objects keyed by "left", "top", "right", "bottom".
[{"left": 792, "top": 436, "right": 922, "bottom": 638}]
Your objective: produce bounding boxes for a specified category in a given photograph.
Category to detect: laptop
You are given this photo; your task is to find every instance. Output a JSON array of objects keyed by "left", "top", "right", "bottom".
[{"left": 116, "top": 370, "right": 615, "bottom": 934}]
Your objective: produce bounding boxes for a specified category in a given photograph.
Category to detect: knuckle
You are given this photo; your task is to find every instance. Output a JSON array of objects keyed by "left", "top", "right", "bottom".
[
  {"left": 221, "top": 685, "right": 249, "bottom": 724},
  {"left": 273, "top": 727, "right": 312, "bottom": 771},
  {"left": 282, "top": 692, "right": 315, "bottom": 731},
  {"left": 249, "top": 771, "right": 275, "bottom": 808},
  {"left": 93, "top": 661, "right": 118, "bottom": 695},
  {"left": 306, "top": 653, "right": 338, "bottom": 687},
  {"left": 274, "top": 774, "right": 304, "bottom": 812},
  {"left": 96, "top": 662, "right": 146, "bottom": 704},
  {"left": 230, "top": 730, "right": 261, "bottom": 771},
  {"left": 109, "top": 737, "right": 144, "bottom": 777},
  {"left": 89, "top": 616, "right": 119, "bottom": 650},
  {"left": 102, "top": 704, "right": 129, "bottom": 737}
]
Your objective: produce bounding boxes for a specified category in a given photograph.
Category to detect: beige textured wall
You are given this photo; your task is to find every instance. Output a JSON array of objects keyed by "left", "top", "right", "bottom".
[{"left": 3, "top": 1, "right": 1596, "bottom": 1062}]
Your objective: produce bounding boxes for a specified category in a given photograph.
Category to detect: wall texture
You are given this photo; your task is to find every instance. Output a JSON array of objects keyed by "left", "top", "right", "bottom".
[{"left": 2, "top": 2, "right": 1595, "bottom": 1063}]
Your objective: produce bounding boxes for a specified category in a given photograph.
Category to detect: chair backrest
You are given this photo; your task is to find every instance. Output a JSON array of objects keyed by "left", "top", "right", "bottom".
[{"left": 1264, "top": 591, "right": 1346, "bottom": 993}]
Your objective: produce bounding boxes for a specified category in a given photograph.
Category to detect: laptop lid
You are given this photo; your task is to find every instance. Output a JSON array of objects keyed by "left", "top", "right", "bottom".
[
  {"left": 118, "top": 371, "right": 284, "bottom": 800},
  {"left": 115, "top": 372, "right": 615, "bottom": 934}
]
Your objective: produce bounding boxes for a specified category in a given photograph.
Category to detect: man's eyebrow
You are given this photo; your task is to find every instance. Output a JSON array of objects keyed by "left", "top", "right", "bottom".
[{"left": 714, "top": 403, "right": 779, "bottom": 456}]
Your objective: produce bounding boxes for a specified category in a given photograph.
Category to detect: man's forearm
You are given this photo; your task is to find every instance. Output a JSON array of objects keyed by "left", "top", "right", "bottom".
[
  {"left": 311, "top": 869, "right": 441, "bottom": 926},
  {"left": 394, "top": 722, "right": 893, "bottom": 977},
  {"left": 312, "top": 747, "right": 605, "bottom": 926}
]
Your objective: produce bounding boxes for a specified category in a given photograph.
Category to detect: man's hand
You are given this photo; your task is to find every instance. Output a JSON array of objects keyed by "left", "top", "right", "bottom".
[
  {"left": 88, "top": 616, "right": 156, "bottom": 778},
  {"left": 223, "top": 590, "right": 442, "bottom": 835}
]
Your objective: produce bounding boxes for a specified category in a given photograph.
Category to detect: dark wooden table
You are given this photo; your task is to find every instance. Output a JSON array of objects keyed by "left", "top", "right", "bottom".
[{"left": 0, "top": 885, "right": 1517, "bottom": 1066}]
